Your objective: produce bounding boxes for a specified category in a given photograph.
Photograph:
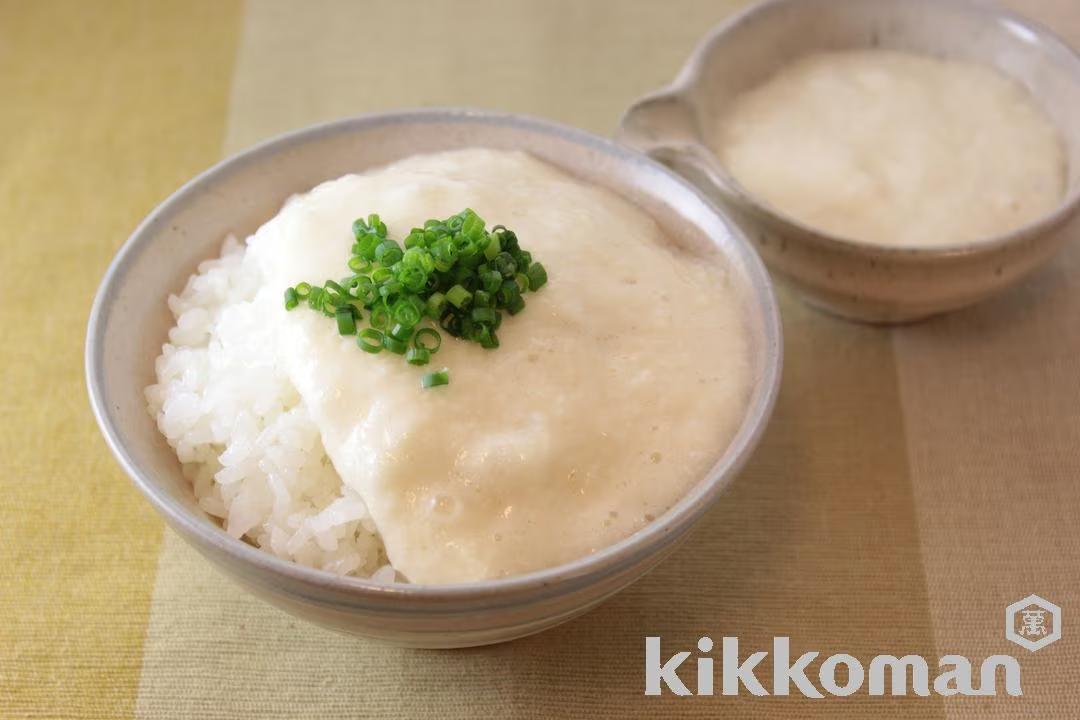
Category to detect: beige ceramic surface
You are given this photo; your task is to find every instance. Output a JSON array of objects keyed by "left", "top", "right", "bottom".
[
  {"left": 85, "top": 110, "right": 782, "bottom": 648},
  {"left": 619, "top": 0, "right": 1080, "bottom": 323}
]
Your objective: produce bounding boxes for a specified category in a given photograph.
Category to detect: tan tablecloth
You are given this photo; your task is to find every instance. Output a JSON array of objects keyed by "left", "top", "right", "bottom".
[{"left": 2, "top": 0, "right": 1078, "bottom": 717}]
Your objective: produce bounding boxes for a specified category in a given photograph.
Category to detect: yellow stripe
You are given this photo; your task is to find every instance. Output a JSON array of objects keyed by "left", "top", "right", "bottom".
[{"left": 0, "top": 1, "right": 241, "bottom": 716}]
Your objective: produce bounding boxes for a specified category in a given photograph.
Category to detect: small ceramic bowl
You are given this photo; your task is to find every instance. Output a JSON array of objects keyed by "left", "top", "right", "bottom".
[
  {"left": 618, "top": 0, "right": 1080, "bottom": 323},
  {"left": 86, "top": 109, "right": 782, "bottom": 648}
]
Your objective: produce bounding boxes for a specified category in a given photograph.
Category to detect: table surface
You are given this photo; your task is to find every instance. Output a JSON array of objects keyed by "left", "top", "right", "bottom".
[{"left": 2, "top": 1, "right": 1078, "bottom": 717}]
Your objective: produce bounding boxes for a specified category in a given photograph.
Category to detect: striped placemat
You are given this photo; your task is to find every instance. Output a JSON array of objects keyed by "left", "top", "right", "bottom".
[{"left": 2, "top": 1, "right": 1077, "bottom": 717}]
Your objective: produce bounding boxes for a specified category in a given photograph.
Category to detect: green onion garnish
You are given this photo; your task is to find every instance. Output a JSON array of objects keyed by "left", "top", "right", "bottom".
[
  {"left": 388, "top": 322, "right": 413, "bottom": 342},
  {"left": 357, "top": 328, "right": 383, "bottom": 353},
  {"left": 414, "top": 328, "right": 442, "bottom": 353},
  {"left": 382, "top": 334, "right": 408, "bottom": 355},
  {"left": 369, "top": 306, "right": 389, "bottom": 330},
  {"left": 424, "top": 292, "right": 447, "bottom": 319},
  {"left": 283, "top": 209, "right": 547, "bottom": 386},
  {"left": 446, "top": 284, "right": 471, "bottom": 309},
  {"left": 525, "top": 262, "right": 548, "bottom": 290},
  {"left": 421, "top": 368, "right": 450, "bottom": 388},
  {"left": 406, "top": 347, "right": 431, "bottom": 366},
  {"left": 335, "top": 306, "right": 357, "bottom": 335},
  {"left": 471, "top": 307, "right": 497, "bottom": 325},
  {"left": 392, "top": 300, "right": 421, "bottom": 328},
  {"left": 284, "top": 287, "right": 299, "bottom": 311}
]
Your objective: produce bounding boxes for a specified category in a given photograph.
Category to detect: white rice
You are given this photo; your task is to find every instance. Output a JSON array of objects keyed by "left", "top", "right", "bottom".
[{"left": 145, "top": 236, "right": 394, "bottom": 580}]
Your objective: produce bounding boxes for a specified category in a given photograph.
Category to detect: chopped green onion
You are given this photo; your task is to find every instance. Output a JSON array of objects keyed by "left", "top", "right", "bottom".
[
  {"left": 421, "top": 368, "right": 450, "bottom": 388},
  {"left": 484, "top": 232, "right": 501, "bottom": 260},
  {"left": 460, "top": 209, "right": 485, "bottom": 240},
  {"left": 379, "top": 280, "right": 403, "bottom": 300},
  {"left": 324, "top": 280, "right": 347, "bottom": 298},
  {"left": 498, "top": 280, "right": 520, "bottom": 306},
  {"left": 398, "top": 266, "right": 427, "bottom": 292},
  {"left": 351, "top": 279, "right": 377, "bottom": 304},
  {"left": 401, "top": 246, "right": 426, "bottom": 267},
  {"left": 406, "top": 347, "right": 431, "bottom": 366},
  {"left": 414, "top": 327, "right": 441, "bottom": 353},
  {"left": 526, "top": 262, "right": 548, "bottom": 290},
  {"left": 336, "top": 306, "right": 357, "bottom": 335},
  {"left": 352, "top": 218, "right": 370, "bottom": 239},
  {"left": 471, "top": 307, "right": 497, "bottom": 324},
  {"left": 432, "top": 238, "right": 458, "bottom": 267},
  {"left": 375, "top": 242, "right": 403, "bottom": 266},
  {"left": 446, "top": 284, "right": 471, "bottom": 309},
  {"left": 481, "top": 270, "right": 502, "bottom": 295},
  {"left": 391, "top": 300, "right": 421, "bottom": 328},
  {"left": 382, "top": 334, "right": 408, "bottom": 355},
  {"left": 501, "top": 229, "right": 520, "bottom": 253},
  {"left": 425, "top": 292, "right": 447, "bottom": 319},
  {"left": 357, "top": 328, "right": 384, "bottom": 353},
  {"left": 439, "top": 310, "right": 463, "bottom": 338},
  {"left": 285, "top": 210, "right": 546, "bottom": 374},
  {"left": 389, "top": 322, "right": 413, "bottom": 342},
  {"left": 479, "top": 328, "right": 499, "bottom": 350},
  {"left": 370, "top": 306, "right": 389, "bottom": 329},
  {"left": 493, "top": 252, "right": 517, "bottom": 278},
  {"left": 284, "top": 287, "right": 299, "bottom": 310},
  {"left": 506, "top": 293, "right": 526, "bottom": 315}
]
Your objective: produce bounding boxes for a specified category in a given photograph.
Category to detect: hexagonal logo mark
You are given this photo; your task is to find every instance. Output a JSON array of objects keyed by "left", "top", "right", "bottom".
[{"left": 1006, "top": 595, "right": 1061, "bottom": 652}]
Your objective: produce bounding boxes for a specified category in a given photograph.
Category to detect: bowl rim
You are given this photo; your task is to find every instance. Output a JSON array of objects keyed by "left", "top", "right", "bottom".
[
  {"left": 86, "top": 107, "right": 782, "bottom": 605},
  {"left": 640, "top": 0, "right": 1080, "bottom": 258}
]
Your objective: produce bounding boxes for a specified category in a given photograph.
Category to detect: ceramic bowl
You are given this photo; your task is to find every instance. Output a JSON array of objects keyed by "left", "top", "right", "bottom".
[
  {"left": 86, "top": 109, "right": 782, "bottom": 648},
  {"left": 618, "top": 0, "right": 1080, "bottom": 323}
]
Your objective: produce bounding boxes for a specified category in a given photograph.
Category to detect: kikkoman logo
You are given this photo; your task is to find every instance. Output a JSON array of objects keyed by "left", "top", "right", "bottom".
[
  {"left": 645, "top": 637, "right": 1022, "bottom": 698},
  {"left": 1006, "top": 594, "right": 1061, "bottom": 652}
]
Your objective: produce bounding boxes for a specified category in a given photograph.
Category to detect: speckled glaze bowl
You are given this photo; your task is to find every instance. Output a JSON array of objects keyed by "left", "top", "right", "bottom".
[
  {"left": 618, "top": 0, "right": 1080, "bottom": 323},
  {"left": 86, "top": 109, "right": 782, "bottom": 648}
]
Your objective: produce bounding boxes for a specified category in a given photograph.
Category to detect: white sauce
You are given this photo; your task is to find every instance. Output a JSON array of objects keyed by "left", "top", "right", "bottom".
[
  {"left": 245, "top": 149, "right": 751, "bottom": 583},
  {"left": 713, "top": 50, "right": 1066, "bottom": 247}
]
